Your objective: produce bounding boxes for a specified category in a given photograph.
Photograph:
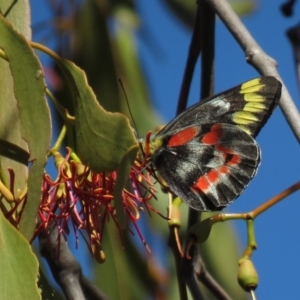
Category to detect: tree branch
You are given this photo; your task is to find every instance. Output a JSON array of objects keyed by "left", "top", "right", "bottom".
[
  {"left": 39, "top": 226, "right": 108, "bottom": 300},
  {"left": 206, "top": 0, "right": 300, "bottom": 143},
  {"left": 194, "top": 257, "right": 232, "bottom": 300}
]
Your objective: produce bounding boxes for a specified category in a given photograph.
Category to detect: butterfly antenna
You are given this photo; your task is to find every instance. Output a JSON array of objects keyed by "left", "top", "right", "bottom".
[{"left": 118, "top": 79, "right": 140, "bottom": 140}]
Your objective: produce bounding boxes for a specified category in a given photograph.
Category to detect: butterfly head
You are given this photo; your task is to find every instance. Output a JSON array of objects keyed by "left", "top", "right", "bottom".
[{"left": 138, "top": 131, "right": 164, "bottom": 162}]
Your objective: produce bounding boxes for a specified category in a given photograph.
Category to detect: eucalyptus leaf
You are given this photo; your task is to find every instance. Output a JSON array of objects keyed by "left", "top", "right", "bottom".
[
  {"left": 0, "top": 15, "right": 51, "bottom": 240},
  {"left": 53, "top": 56, "right": 137, "bottom": 172},
  {"left": 0, "top": 211, "right": 40, "bottom": 300},
  {"left": 0, "top": 1, "right": 30, "bottom": 209},
  {"left": 96, "top": 221, "right": 147, "bottom": 300}
]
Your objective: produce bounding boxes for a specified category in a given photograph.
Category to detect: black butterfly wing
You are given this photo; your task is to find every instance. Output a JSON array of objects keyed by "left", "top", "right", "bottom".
[
  {"left": 157, "top": 76, "right": 281, "bottom": 139},
  {"left": 152, "top": 123, "right": 260, "bottom": 211},
  {"left": 148, "top": 76, "right": 281, "bottom": 211}
]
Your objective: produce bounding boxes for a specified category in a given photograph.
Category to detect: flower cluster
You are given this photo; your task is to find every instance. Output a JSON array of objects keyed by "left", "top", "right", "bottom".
[{"left": 2, "top": 147, "right": 160, "bottom": 262}]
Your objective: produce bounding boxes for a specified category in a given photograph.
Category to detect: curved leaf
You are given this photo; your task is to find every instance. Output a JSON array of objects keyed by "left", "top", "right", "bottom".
[
  {"left": 0, "top": 1, "right": 30, "bottom": 209},
  {"left": 53, "top": 56, "right": 137, "bottom": 172},
  {"left": 0, "top": 15, "right": 51, "bottom": 240},
  {"left": 0, "top": 211, "right": 40, "bottom": 300}
]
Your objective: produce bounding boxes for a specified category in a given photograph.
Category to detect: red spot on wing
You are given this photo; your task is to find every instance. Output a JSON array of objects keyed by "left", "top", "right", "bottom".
[
  {"left": 193, "top": 176, "right": 209, "bottom": 191},
  {"left": 202, "top": 124, "right": 223, "bottom": 145},
  {"left": 218, "top": 165, "right": 229, "bottom": 174},
  {"left": 168, "top": 127, "right": 198, "bottom": 147},
  {"left": 215, "top": 145, "right": 240, "bottom": 166},
  {"left": 227, "top": 154, "right": 240, "bottom": 166},
  {"left": 215, "top": 144, "right": 233, "bottom": 153},
  {"left": 192, "top": 165, "right": 232, "bottom": 194},
  {"left": 207, "top": 169, "right": 219, "bottom": 182},
  {"left": 216, "top": 145, "right": 239, "bottom": 167},
  {"left": 193, "top": 169, "right": 220, "bottom": 192}
]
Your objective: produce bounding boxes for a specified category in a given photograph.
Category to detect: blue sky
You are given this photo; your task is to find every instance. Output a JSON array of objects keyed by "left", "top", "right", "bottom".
[{"left": 31, "top": 1, "right": 300, "bottom": 299}]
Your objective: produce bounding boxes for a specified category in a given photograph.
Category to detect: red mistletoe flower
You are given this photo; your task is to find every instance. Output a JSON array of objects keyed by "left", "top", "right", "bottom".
[{"left": 35, "top": 148, "right": 159, "bottom": 262}]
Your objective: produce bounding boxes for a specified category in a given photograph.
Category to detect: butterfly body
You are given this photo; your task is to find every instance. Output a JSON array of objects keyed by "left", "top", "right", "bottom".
[{"left": 143, "top": 77, "right": 282, "bottom": 211}]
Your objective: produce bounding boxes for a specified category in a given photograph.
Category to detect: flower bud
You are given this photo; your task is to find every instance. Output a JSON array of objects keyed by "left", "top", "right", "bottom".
[{"left": 237, "top": 259, "right": 258, "bottom": 291}]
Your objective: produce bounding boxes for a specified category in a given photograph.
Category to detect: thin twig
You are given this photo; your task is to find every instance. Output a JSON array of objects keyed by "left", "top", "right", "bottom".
[
  {"left": 176, "top": 2, "right": 202, "bottom": 115},
  {"left": 200, "top": 0, "right": 215, "bottom": 99},
  {"left": 252, "top": 179, "right": 300, "bottom": 217}
]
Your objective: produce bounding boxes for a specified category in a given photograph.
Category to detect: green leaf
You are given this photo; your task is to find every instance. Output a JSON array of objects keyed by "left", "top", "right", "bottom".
[
  {"left": 0, "top": 1, "right": 30, "bottom": 214},
  {"left": 96, "top": 222, "right": 156, "bottom": 300},
  {"left": 76, "top": 0, "right": 122, "bottom": 113},
  {"left": 229, "top": 0, "right": 256, "bottom": 16},
  {"left": 113, "top": 6, "right": 162, "bottom": 135},
  {"left": 113, "top": 145, "right": 139, "bottom": 228},
  {"left": 0, "top": 0, "right": 31, "bottom": 38},
  {"left": 0, "top": 211, "right": 40, "bottom": 300},
  {"left": 53, "top": 55, "right": 137, "bottom": 172},
  {"left": 163, "top": 0, "right": 256, "bottom": 27},
  {"left": 0, "top": 15, "right": 51, "bottom": 240}
]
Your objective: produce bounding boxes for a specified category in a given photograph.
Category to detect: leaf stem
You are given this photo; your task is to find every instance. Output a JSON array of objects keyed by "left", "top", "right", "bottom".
[
  {"left": 45, "top": 88, "right": 74, "bottom": 123},
  {"left": 51, "top": 125, "right": 67, "bottom": 153}
]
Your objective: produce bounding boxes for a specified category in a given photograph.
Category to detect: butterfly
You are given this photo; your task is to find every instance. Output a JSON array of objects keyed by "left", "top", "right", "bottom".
[{"left": 141, "top": 77, "right": 282, "bottom": 211}]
